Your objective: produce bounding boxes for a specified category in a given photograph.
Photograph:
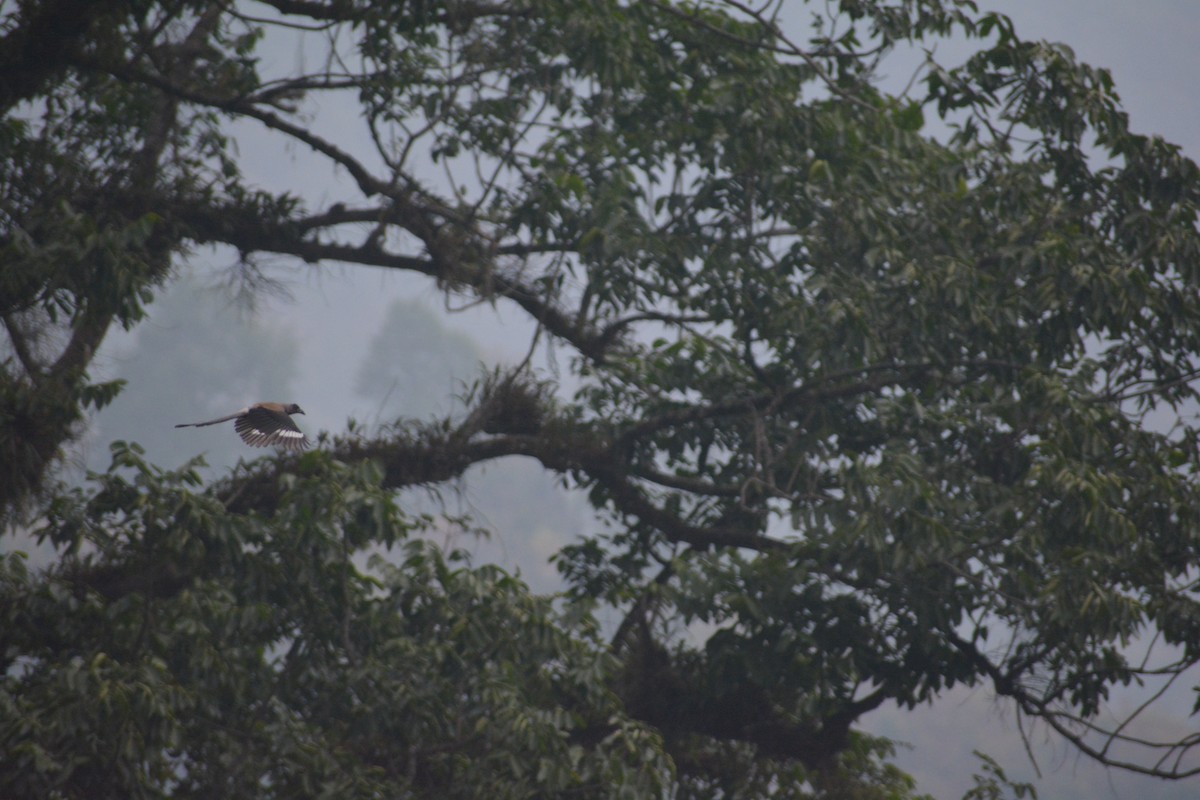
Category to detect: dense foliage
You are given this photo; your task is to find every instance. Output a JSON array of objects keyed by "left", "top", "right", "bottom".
[
  {"left": 3, "top": 0, "right": 1200, "bottom": 796},
  {"left": 3, "top": 447, "right": 670, "bottom": 798}
]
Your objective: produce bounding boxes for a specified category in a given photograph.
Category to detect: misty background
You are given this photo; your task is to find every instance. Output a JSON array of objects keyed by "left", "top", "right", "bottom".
[{"left": 62, "top": 3, "right": 1200, "bottom": 797}]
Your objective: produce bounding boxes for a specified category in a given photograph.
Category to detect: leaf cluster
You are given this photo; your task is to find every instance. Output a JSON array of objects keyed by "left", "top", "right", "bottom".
[{"left": 2, "top": 445, "right": 670, "bottom": 798}]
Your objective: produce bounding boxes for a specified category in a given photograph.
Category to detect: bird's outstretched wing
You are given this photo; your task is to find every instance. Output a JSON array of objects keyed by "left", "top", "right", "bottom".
[{"left": 234, "top": 406, "right": 310, "bottom": 451}]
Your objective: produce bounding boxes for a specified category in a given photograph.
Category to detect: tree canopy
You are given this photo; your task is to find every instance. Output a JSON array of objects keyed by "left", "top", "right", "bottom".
[{"left": 3, "top": 0, "right": 1200, "bottom": 797}]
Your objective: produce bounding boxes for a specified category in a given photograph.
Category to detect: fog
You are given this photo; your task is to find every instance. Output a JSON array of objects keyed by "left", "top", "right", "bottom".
[{"left": 77, "top": 3, "right": 1200, "bottom": 797}]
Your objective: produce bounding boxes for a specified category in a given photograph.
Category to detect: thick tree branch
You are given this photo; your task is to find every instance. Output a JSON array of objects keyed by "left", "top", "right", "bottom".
[
  {"left": 166, "top": 196, "right": 621, "bottom": 363},
  {"left": 217, "top": 410, "right": 784, "bottom": 553},
  {"left": 79, "top": 51, "right": 642, "bottom": 365},
  {"left": 1, "top": 314, "right": 40, "bottom": 380},
  {"left": 255, "top": 0, "right": 534, "bottom": 26}
]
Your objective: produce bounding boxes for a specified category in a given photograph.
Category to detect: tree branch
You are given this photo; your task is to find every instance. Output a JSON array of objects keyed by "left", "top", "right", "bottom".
[{"left": 168, "top": 196, "right": 622, "bottom": 363}]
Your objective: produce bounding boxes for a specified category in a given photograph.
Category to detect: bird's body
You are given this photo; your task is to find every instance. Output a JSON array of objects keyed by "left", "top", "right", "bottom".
[{"left": 176, "top": 402, "right": 310, "bottom": 451}]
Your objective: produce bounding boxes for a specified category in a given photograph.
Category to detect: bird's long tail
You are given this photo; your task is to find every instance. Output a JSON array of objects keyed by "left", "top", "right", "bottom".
[{"left": 175, "top": 411, "right": 244, "bottom": 428}]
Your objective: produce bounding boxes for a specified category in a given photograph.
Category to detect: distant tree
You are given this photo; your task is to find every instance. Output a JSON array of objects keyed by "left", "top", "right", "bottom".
[
  {"left": 354, "top": 299, "right": 583, "bottom": 590},
  {"left": 4, "top": 0, "right": 1200, "bottom": 796},
  {"left": 355, "top": 299, "right": 483, "bottom": 420}
]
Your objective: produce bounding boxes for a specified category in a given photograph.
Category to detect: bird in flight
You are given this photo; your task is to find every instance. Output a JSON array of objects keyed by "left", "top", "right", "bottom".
[{"left": 175, "top": 402, "right": 310, "bottom": 451}]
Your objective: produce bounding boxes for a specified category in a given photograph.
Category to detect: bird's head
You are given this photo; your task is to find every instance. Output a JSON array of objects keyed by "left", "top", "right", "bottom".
[{"left": 286, "top": 403, "right": 305, "bottom": 415}]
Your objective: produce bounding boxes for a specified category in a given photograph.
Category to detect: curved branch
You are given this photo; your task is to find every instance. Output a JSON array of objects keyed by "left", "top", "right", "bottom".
[
  {"left": 218, "top": 412, "right": 785, "bottom": 554},
  {"left": 948, "top": 631, "right": 1200, "bottom": 779},
  {"left": 170, "top": 196, "right": 622, "bottom": 363}
]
